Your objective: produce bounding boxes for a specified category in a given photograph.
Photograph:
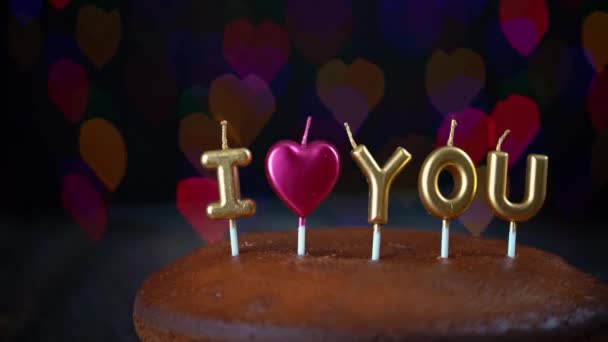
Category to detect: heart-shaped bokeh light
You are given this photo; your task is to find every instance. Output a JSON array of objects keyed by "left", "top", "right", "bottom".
[
  {"left": 490, "top": 95, "right": 540, "bottom": 167},
  {"left": 436, "top": 108, "right": 490, "bottom": 165},
  {"left": 286, "top": 0, "right": 352, "bottom": 64},
  {"left": 62, "top": 173, "right": 107, "bottom": 242},
  {"left": 587, "top": 68, "right": 608, "bottom": 133},
  {"left": 436, "top": 95, "right": 540, "bottom": 168},
  {"left": 79, "top": 118, "right": 127, "bottom": 192},
  {"left": 317, "top": 58, "right": 384, "bottom": 133},
  {"left": 48, "top": 58, "right": 89, "bottom": 124},
  {"left": 50, "top": 0, "right": 72, "bottom": 10},
  {"left": 178, "top": 113, "right": 221, "bottom": 174},
  {"left": 209, "top": 73, "right": 275, "bottom": 147},
  {"left": 499, "top": 0, "right": 548, "bottom": 56},
  {"left": 528, "top": 38, "right": 572, "bottom": 107},
  {"left": 223, "top": 19, "right": 289, "bottom": 82},
  {"left": 582, "top": 12, "right": 608, "bottom": 73},
  {"left": 426, "top": 48, "right": 485, "bottom": 115},
  {"left": 458, "top": 166, "right": 500, "bottom": 237},
  {"left": 76, "top": 5, "right": 122, "bottom": 69},
  {"left": 176, "top": 177, "right": 227, "bottom": 243}
]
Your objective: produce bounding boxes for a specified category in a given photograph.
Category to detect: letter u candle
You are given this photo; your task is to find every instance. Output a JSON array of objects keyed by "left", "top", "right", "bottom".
[{"left": 487, "top": 130, "right": 548, "bottom": 258}]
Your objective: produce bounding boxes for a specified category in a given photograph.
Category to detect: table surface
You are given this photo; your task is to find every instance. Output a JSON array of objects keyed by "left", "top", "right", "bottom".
[{"left": 3, "top": 194, "right": 607, "bottom": 341}]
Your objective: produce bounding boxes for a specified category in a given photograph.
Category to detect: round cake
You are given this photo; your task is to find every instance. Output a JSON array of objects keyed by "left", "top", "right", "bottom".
[{"left": 133, "top": 228, "right": 608, "bottom": 341}]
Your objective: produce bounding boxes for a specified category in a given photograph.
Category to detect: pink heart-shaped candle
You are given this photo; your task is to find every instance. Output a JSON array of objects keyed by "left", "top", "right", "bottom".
[{"left": 265, "top": 117, "right": 340, "bottom": 218}]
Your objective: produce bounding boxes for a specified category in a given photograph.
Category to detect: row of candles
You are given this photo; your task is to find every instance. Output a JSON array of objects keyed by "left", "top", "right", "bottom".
[{"left": 202, "top": 118, "right": 548, "bottom": 260}]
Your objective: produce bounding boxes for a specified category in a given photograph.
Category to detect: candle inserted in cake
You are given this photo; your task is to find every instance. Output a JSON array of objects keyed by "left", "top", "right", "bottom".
[
  {"left": 419, "top": 119, "right": 477, "bottom": 259},
  {"left": 266, "top": 116, "right": 340, "bottom": 256},
  {"left": 487, "top": 129, "right": 548, "bottom": 258},
  {"left": 344, "top": 122, "right": 411, "bottom": 261},
  {"left": 202, "top": 120, "right": 256, "bottom": 256}
]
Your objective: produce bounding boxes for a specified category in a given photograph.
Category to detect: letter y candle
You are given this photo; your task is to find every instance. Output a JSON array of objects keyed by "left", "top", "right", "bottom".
[{"left": 344, "top": 122, "right": 412, "bottom": 260}]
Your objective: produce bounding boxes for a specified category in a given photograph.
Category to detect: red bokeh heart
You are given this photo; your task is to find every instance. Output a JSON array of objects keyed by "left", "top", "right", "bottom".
[
  {"left": 286, "top": 0, "right": 352, "bottom": 64},
  {"left": 176, "top": 177, "right": 227, "bottom": 243},
  {"left": 50, "top": 0, "right": 72, "bottom": 10},
  {"left": 48, "top": 58, "right": 89, "bottom": 124},
  {"left": 436, "top": 95, "right": 540, "bottom": 168},
  {"left": 588, "top": 68, "right": 608, "bottom": 133},
  {"left": 223, "top": 19, "right": 289, "bottom": 82}
]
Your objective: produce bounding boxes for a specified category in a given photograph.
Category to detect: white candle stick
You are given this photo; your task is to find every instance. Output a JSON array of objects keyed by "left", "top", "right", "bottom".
[
  {"left": 507, "top": 221, "right": 517, "bottom": 258},
  {"left": 371, "top": 224, "right": 381, "bottom": 261},
  {"left": 441, "top": 219, "right": 450, "bottom": 258},
  {"left": 229, "top": 219, "right": 239, "bottom": 256},
  {"left": 298, "top": 217, "right": 306, "bottom": 256}
]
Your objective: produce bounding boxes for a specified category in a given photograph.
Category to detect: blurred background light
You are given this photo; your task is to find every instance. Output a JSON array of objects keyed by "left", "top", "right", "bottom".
[
  {"left": 425, "top": 49, "right": 485, "bottom": 116},
  {"left": 209, "top": 73, "right": 275, "bottom": 147},
  {"left": 48, "top": 58, "right": 89, "bottom": 124}
]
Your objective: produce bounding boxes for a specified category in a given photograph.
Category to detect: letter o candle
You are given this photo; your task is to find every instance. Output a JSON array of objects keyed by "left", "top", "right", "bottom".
[{"left": 419, "top": 119, "right": 477, "bottom": 259}]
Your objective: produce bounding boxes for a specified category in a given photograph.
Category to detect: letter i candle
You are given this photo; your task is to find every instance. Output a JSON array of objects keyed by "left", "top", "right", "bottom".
[
  {"left": 265, "top": 116, "right": 340, "bottom": 256},
  {"left": 202, "top": 121, "right": 256, "bottom": 256}
]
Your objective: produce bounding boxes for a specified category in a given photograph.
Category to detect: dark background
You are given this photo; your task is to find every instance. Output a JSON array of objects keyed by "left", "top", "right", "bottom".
[{"left": 2, "top": 0, "right": 608, "bottom": 341}]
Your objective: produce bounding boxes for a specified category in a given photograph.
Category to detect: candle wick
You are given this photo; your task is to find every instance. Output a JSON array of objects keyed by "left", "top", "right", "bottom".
[
  {"left": 447, "top": 119, "right": 457, "bottom": 147},
  {"left": 496, "top": 129, "right": 511, "bottom": 152},
  {"left": 221, "top": 120, "right": 229, "bottom": 150},
  {"left": 344, "top": 122, "right": 358, "bottom": 149},
  {"left": 301, "top": 116, "right": 312, "bottom": 147}
]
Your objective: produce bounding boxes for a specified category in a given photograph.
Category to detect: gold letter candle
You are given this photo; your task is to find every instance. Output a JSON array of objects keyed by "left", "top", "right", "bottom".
[
  {"left": 419, "top": 119, "right": 477, "bottom": 258},
  {"left": 344, "top": 123, "right": 412, "bottom": 261},
  {"left": 487, "top": 130, "right": 548, "bottom": 258},
  {"left": 202, "top": 120, "right": 256, "bottom": 256}
]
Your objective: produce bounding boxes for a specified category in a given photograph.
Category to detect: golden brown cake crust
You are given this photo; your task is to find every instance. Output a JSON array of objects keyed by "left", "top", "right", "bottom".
[{"left": 133, "top": 228, "right": 608, "bottom": 341}]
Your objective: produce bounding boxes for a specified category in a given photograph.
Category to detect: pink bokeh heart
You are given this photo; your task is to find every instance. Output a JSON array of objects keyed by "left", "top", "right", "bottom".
[
  {"left": 317, "top": 58, "right": 384, "bottom": 134},
  {"left": 265, "top": 118, "right": 340, "bottom": 218},
  {"left": 177, "top": 177, "right": 227, "bottom": 244},
  {"left": 499, "top": 0, "right": 548, "bottom": 56},
  {"left": 458, "top": 166, "right": 495, "bottom": 236},
  {"left": 62, "top": 173, "right": 107, "bottom": 242},
  {"left": 425, "top": 49, "right": 485, "bottom": 115},
  {"left": 223, "top": 19, "right": 289, "bottom": 82}
]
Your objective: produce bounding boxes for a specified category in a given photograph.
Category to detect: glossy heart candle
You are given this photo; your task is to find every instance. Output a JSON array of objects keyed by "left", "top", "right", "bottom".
[{"left": 265, "top": 117, "right": 340, "bottom": 256}]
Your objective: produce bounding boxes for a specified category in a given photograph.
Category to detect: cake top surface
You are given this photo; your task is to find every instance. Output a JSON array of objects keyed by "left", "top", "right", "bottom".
[{"left": 134, "top": 227, "right": 608, "bottom": 341}]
